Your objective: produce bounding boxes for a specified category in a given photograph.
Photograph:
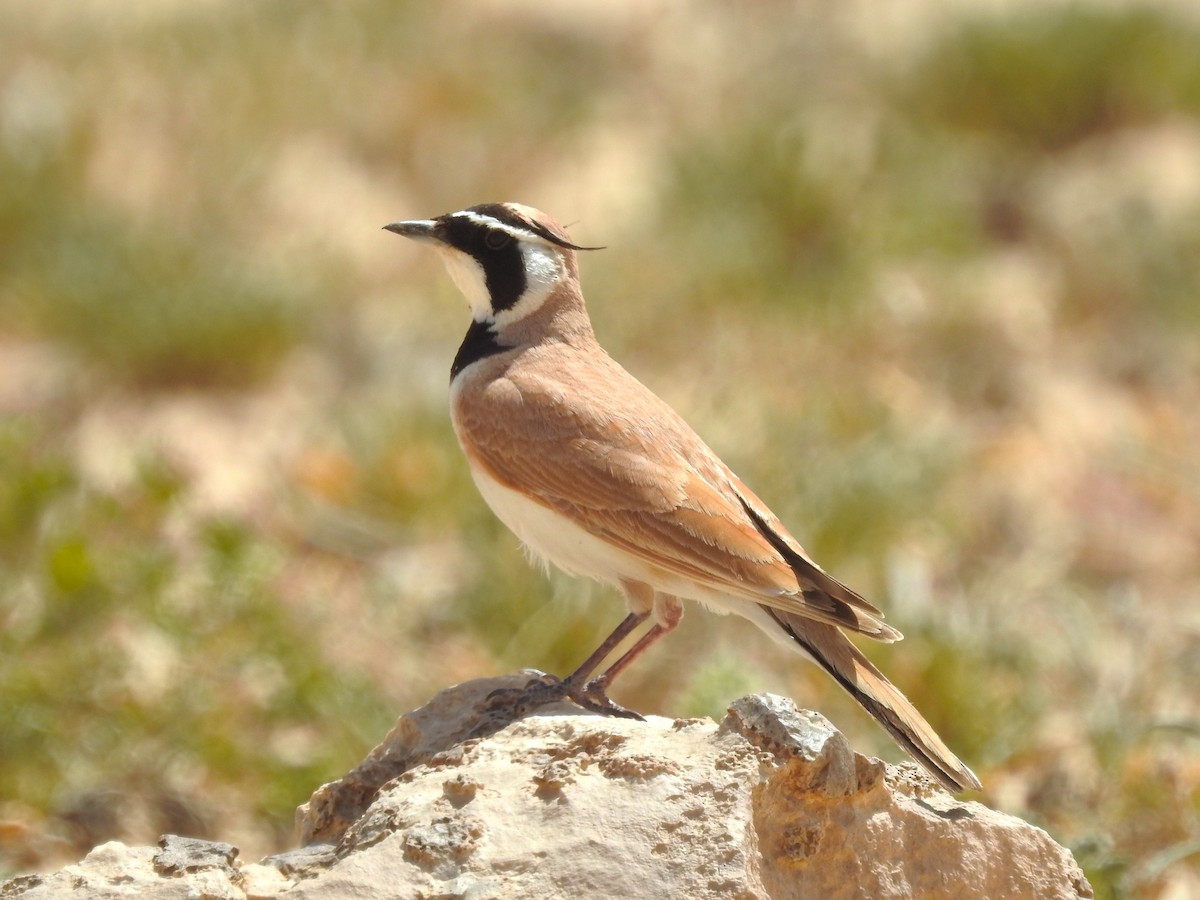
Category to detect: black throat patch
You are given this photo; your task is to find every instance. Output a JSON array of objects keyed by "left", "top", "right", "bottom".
[{"left": 451, "top": 318, "right": 509, "bottom": 381}]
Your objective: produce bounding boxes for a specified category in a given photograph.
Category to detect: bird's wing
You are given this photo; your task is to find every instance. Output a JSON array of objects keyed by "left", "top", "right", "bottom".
[{"left": 453, "top": 354, "right": 898, "bottom": 641}]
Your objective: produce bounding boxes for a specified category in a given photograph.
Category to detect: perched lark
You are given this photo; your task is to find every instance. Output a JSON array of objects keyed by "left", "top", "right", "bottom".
[{"left": 385, "top": 202, "right": 980, "bottom": 792}]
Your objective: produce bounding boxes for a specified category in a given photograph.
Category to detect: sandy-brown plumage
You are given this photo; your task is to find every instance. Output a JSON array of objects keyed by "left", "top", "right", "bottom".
[
  {"left": 386, "top": 202, "right": 981, "bottom": 792},
  {"left": 453, "top": 336, "right": 896, "bottom": 639}
]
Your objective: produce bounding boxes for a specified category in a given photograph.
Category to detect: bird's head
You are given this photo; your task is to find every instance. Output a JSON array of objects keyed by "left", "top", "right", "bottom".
[{"left": 385, "top": 202, "right": 600, "bottom": 328}]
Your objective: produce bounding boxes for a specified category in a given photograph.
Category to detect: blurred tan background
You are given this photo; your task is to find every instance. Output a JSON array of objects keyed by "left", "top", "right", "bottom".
[{"left": 2, "top": 1, "right": 1198, "bottom": 896}]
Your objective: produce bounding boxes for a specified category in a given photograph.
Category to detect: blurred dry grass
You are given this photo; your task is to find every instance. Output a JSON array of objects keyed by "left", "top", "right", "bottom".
[{"left": 1, "top": 1, "right": 1199, "bottom": 896}]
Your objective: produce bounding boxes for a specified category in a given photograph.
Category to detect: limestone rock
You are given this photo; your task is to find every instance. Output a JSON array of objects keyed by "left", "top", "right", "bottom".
[
  {"left": 0, "top": 837, "right": 263, "bottom": 900},
  {"left": 2, "top": 675, "right": 1093, "bottom": 899}
]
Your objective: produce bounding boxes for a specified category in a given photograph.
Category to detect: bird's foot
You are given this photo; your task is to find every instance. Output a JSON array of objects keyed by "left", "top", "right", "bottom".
[
  {"left": 481, "top": 672, "right": 644, "bottom": 721},
  {"left": 571, "top": 674, "right": 643, "bottom": 720}
]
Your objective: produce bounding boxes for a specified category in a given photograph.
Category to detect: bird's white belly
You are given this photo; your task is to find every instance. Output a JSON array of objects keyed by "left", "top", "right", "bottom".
[{"left": 468, "top": 466, "right": 648, "bottom": 587}]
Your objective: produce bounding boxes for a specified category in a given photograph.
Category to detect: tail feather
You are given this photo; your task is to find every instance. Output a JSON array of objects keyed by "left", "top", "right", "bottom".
[
  {"left": 769, "top": 609, "right": 981, "bottom": 793},
  {"left": 734, "top": 490, "right": 902, "bottom": 643}
]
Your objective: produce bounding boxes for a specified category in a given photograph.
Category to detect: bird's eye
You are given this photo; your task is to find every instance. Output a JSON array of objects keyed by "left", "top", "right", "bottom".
[{"left": 484, "top": 230, "right": 512, "bottom": 251}]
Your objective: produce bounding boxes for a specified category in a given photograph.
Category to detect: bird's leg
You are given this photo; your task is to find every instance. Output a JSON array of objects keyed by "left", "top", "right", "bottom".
[
  {"left": 563, "top": 610, "right": 649, "bottom": 685},
  {"left": 580, "top": 595, "right": 683, "bottom": 709},
  {"left": 482, "top": 611, "right": 649, "bottom": 719}
]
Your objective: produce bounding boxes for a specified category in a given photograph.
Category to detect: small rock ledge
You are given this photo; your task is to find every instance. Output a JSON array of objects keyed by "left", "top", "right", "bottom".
[{"left": 2, "top": 674, "right": 1093, "bottom": 899}]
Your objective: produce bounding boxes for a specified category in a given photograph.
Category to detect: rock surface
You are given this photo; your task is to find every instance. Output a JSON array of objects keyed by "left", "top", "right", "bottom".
[{"left": 2, "top": 675, "right": 1093, "bottom": 899}]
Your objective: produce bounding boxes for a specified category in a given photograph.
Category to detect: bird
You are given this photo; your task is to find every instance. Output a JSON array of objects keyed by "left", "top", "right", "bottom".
[{"left": 384, "top": 202, "right": 981, "bottom": 793}]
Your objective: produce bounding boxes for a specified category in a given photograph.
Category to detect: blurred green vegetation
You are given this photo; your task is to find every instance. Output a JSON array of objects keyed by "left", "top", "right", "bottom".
[
  {"left": 0, "top": 419, "right": 391, "bottom": 852},
  {"left": 2, "top": 2, "right": 1198, "bottom": 896},
  {"left": 904, "top": 7, "right": 1200, "bottom": 152}
]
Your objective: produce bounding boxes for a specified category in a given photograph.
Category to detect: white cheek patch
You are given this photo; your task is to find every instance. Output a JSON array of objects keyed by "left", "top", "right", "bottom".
[
  {"left": 435, "top": 249, "right": 492, "bottom": 320},
  {"left": 493, "top": 243, "right": 565, "bottom": 329},
  {"left": 524, "top": 243, "right": 562, "bottom": 290}
]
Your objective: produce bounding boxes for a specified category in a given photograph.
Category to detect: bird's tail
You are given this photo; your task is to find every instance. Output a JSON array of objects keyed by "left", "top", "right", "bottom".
[{"left": 769, "top": 609, "right": 981, "bottom": 793}]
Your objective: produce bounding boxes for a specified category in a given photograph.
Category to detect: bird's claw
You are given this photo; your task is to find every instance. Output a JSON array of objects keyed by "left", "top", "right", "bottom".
[{"left": 480, "top": 673, "right": 644, "bottom": 721}]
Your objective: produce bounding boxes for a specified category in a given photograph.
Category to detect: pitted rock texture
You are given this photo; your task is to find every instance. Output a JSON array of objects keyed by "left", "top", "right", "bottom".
[{"left": 2, "top": 676, "right": 1093, "bottom": 900}]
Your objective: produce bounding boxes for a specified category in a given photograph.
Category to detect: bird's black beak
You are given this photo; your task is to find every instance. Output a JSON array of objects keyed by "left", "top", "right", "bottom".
[{"left": 383, "top": 219, "right": 441, "bottom": 243}]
